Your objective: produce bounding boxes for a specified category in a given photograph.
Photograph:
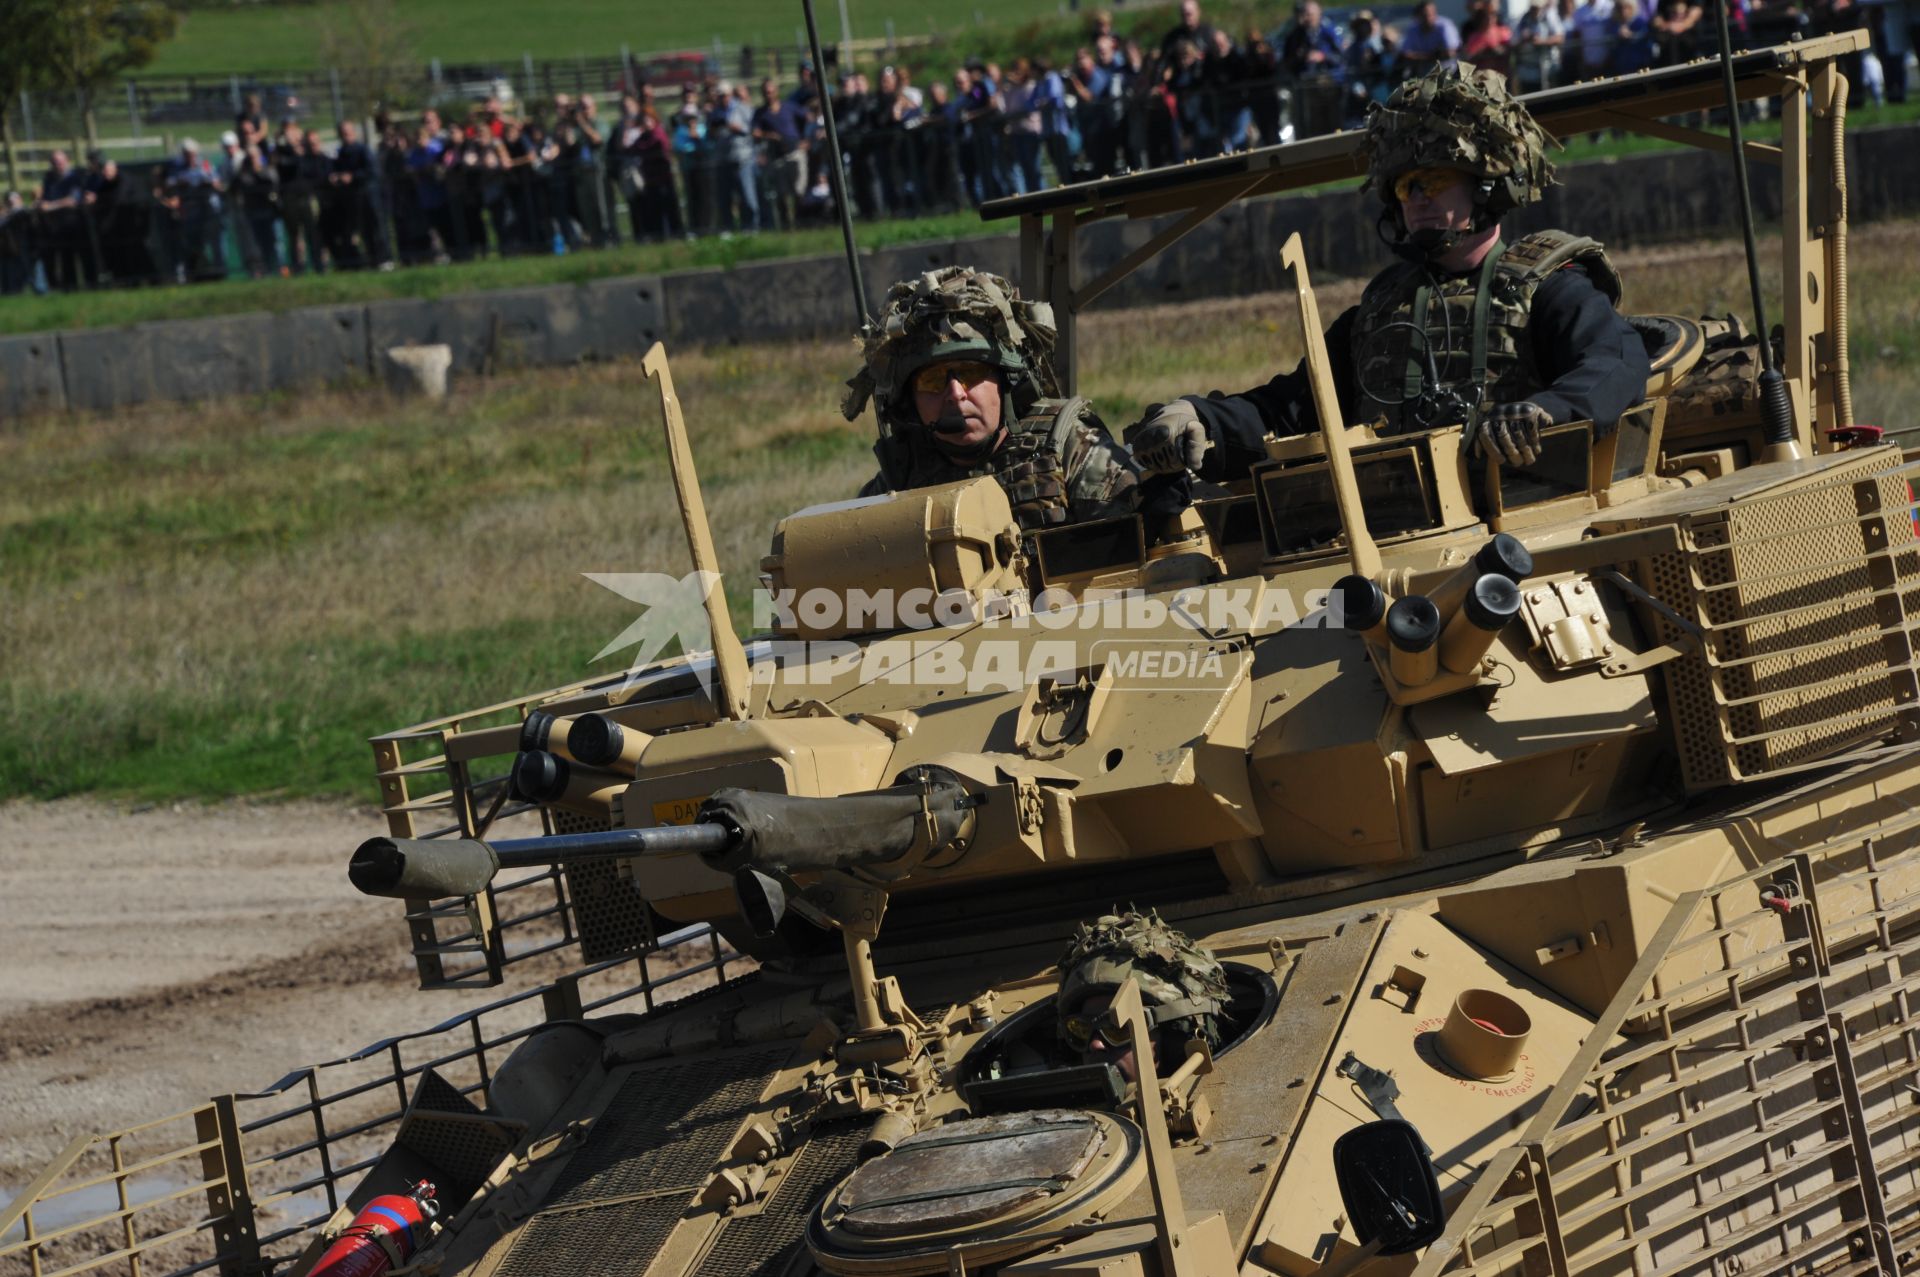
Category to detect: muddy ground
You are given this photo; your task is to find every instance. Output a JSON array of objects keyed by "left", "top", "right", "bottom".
[{"left": 0, "top": 798, "right": 532, "bottom": 1191}]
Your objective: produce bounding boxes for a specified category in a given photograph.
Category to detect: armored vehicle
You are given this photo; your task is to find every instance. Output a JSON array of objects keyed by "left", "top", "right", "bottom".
[{"left": 9, "top": 30, "right": 1919, "bottom": 1277}]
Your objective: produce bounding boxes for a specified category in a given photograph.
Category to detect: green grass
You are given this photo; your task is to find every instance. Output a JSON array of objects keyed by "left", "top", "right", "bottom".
[
  {"left": 147, "top": 0, "right": 1072, "bottom": 77},
  {"left": 5, "top": 221, "right": 1917, "bottom": 803}
]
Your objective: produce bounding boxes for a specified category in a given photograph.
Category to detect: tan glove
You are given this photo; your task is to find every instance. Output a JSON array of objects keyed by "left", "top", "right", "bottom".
[
  {"left": 1479, "top": 401, "right": 1551, "bottom": 467},
  {"left": 1128, "top": 400, "right": 1209, "bottom": 475}
]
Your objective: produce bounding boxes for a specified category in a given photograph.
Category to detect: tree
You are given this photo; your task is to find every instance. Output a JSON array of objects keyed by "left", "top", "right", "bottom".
[
  {"left": 0, "top": 0, "right": 62, "bottom": 191},
  {"left": 41, "top": 0, "right": 178, "bottom": 150},
  {"left": 312, "top": 0, "right": 421, "bottom": 125}
]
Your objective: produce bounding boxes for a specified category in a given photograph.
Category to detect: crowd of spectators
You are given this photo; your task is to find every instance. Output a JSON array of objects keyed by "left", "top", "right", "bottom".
[{"left": 0, "top": 0, "right": 1900, "bottom": 296}]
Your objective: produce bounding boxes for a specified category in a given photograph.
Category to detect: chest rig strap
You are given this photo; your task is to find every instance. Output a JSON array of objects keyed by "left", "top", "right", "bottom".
[
  {"left": 1403, "top": 239, "right": 1510, "bottom": 444},
  {"left": 993, "top": 396, "right": 1085, "bottom": 530}
]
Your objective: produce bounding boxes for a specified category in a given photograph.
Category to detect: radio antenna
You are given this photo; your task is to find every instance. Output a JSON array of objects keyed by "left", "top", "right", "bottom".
[
  {"left": 1710, "top": 0, "right": 1801, "bottom": 460},
  {"left": 802, "top": 0, "right": 872, "bottom": 331}
]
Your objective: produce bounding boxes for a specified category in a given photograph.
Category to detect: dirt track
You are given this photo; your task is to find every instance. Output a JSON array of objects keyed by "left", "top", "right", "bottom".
[{"left": 0, "top": 799, "right": 524, "bottom": 1189}]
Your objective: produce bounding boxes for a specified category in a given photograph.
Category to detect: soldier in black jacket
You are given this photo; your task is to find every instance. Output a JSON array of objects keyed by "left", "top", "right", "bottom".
[{"left": 1127, "top": 65, "right": 1649, "bottom": 481}]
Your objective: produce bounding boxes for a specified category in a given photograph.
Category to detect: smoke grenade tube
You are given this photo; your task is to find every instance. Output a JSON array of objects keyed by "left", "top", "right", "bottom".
[
  {"left": 1440, "top": 574, "right": 1523, "bottom": 674},
  {"left": 1386, "top": 595, "right": 1443, "bottom": 688},
  {"left": 510, "top": 750, "right": 627, "bottom": 815},
  {"left": 520, "top": 710, "right": 584, "bottom": 764},
  {"left": 1429, "top": 533, "right": 1533, "bottom": 620},
  {"left": 569, "top": 713, "right": 648, "bottom": 770},
  {"left": 1333, "top": 573, "right": 1389, "bottom": 641}
]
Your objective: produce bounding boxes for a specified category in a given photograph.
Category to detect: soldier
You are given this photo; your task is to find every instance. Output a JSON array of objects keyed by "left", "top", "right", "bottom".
[
  {"left": 1127, "top": 64, "right": 1650, "bottom": 478},
  {"left": 844, "top": 266, "right": 1143, "bottom": 530},
  {"left": 1055, "top": 910, "right": 1231, "bottom": 1083}
]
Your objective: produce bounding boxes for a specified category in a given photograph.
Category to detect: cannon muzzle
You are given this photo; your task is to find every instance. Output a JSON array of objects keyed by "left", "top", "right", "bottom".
[{"left": 347, "top": 822, "right": 735, "bottom": 899}]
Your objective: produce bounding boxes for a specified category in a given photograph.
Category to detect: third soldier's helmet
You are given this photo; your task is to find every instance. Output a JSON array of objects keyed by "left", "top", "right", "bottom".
[
  {"left": 841, "top": 266, "right": 1059, "bottom": 428},
  {"left": 1056, "top": 910, "right": 1232, "bottom": 1057},
  {"left": 1360, "top": 64, "right": 1558, "bottom": 221}
]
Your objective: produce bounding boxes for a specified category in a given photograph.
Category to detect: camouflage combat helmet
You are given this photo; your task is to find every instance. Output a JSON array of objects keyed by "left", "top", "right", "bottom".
[
  {"left": 1360, "top": 64, "right": 1558, "bottom": 219},
  {"left": 1056, "top": 909, "right": 1231, "bottom": 1054},
  {"left": 841, "top": 266, "right": 1059, "bottom": 425}
]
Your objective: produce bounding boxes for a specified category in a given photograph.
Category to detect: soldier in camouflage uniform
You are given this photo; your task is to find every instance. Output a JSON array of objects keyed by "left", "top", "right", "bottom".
[
  {"left": 1055, "top": 909, "right": 1231, "bottom": 1084},
  {"left": 1129, "top": 64, "right": 1650, "bottom": 477},
  {"left": 844, "top": 267, "right": 1143, "bottom": 530}
]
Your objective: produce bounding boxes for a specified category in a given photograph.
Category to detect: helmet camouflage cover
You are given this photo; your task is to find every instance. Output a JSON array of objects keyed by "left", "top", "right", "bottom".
[
  {"left": 1056, "top": 910, "right": 1232, "bottom": 1052},
  {"left": 1359, "top": 64, "right": 1558, "bottom": 211},
  {"left": 841, "top": 266, "right": 1060, "bottom": 423}
]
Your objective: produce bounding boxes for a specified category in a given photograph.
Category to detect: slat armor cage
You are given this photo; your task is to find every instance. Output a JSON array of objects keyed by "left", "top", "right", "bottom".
[
  {"left": 1412, "top": 812, "right": 1920, "bottom": 1277},
  {"left": 1609, "top": 453, "right": 1920, "bottom": 793}
]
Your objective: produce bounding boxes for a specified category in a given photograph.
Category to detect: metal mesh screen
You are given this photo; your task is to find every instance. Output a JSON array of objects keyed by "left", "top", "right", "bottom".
[
  {"left": 493, "top": 1193, "right": 691, "bottom": 1277},
  {"left": 545, "top": 1049, "right": 788, "bottom": 1210},
  {"left": 1636, "top": 454, "right": 1920, "bottom": 791},
  {"left": 691, "top": 1122, "right": 866, "bottom": 1277}
]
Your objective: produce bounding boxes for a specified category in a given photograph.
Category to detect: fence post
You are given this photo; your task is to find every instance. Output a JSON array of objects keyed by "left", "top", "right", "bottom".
[
  {"left": 195, "top": 1097, "right": 264, "bottom": 1277},
  {"left": 20, "top": 91, "right": 32, "bottom": 147},
  {"left": 230, "top": 74, "right": 240, "bottom": 114},
  {"left": 524, "top": 52, "right": 537, "bottom": 105},
  {"left": 330, "top": 68, "right": 344, "bottom": 128},
  {"left": 126, "top": 81, "right": 142, "bottom": 154}
]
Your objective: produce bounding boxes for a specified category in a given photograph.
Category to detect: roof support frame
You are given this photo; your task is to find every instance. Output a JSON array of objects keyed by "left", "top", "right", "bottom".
[
  {"left": 981, "top": 35, "right": 1862, "bottom": 409},
  {"left": 1593, "top": 110, "right": 1783, "bottom": 164}
]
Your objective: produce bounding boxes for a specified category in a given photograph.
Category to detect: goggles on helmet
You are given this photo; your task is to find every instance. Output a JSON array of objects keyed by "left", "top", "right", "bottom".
[
  {"left": 1393, "top": 166, "right": 1469, "bottom": 203},
  {"left": 911, "top": 359, "right": 997, "bottom": 395}
]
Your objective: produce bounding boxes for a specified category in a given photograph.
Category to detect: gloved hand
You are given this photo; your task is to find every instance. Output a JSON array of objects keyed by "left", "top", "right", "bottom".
[
  {"left": 1128, "top": 400, "right": 1209, "bottom": 475},
  {"left": 1479, "top": 401, "right": 1552, "bottom": 467}
]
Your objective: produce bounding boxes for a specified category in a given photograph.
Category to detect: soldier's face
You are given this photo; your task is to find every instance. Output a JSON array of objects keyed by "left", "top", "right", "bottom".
[
  {"left": 915, "top": 365, "right": 1004, "bottom": 451},
  {"left": 1399, "top": 172, "right": 1477, "bottom": 233},
  {"left": 1068, "top": 993, "right": 1141, "bottom": 1082}
]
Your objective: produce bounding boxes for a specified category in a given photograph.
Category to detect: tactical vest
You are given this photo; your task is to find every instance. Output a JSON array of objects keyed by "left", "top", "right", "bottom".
[
  {"left": 1350, "top": 230, "right": 1622, "bottom": 436},
  {"left": 873, "top": 396, "right": 1093, "bottom": 530}
]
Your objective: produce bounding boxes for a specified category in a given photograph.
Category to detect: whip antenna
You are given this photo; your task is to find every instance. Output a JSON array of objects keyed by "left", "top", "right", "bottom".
[
  {"left": 802, "top": 0, "right": 872, "bottom": 330},
  {"left": 1711, "top": 0, "right": 1801, "bottom": 459}
]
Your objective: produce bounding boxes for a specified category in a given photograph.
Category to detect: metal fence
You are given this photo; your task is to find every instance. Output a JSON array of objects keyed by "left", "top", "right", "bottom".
[{"left": 0, "top": 926, "right": 745, "bottom": 1277}]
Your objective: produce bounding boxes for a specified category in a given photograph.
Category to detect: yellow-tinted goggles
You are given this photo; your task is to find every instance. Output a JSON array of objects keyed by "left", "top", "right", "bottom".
[
  {"left": 912, "top": 360, "right": 996, "bottom": 394},
  {"left": 1393, "top": 166, "right": 1468, "bottom": 203}
]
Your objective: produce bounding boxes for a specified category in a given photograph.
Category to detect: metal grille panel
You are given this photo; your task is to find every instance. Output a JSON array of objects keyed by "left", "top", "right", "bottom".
[
  {"left": 546, "top": 1049, "right": 787, "bottom": 1209},
  {"left": 566, "top": 859, "right": 658, "bottom": 963},
  {"left": 493, "top": 1193, "right": 689, "bottom": 1277},
  {"left": 691, "top": 1123, "right": 865, "bottom": 1277},
  {"left": 1412, "top": 824, "right": 1920, "bottom": 1277},
  {"left": 1634, "top": 453, "right": 1920, "bottom": 791}
]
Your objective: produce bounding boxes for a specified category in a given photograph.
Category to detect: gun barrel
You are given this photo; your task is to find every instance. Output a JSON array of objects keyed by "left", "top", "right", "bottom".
[
  {"left": 348, "top": 822, "right": 734, "bottom": 900},
  {"left": 348, "top": 769, "right": 975, "bottom": 902}
]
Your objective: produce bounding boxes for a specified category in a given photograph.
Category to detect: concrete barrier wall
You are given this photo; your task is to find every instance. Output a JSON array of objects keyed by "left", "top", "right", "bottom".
[{"left": 5, "top": 123, "right": 1915, "bottom": 420}]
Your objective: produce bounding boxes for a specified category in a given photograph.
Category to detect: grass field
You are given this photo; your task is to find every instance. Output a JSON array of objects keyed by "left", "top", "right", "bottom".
[
  {"left": 148, "top": 0, "right": 1085, "bottom": 77},
  {"left": 4, "top": 222, "right": 1918, "bottom": 803}
]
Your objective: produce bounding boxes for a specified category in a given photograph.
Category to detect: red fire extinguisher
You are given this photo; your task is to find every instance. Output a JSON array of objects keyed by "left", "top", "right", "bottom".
[{"left": 310, "top": 1180, "right": 440, "bottom": 1277}]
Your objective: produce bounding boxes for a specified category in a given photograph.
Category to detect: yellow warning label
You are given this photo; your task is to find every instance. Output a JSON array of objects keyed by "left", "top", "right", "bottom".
[{"left": 651, "top": 795, "right": 708, "bottom": 826}]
